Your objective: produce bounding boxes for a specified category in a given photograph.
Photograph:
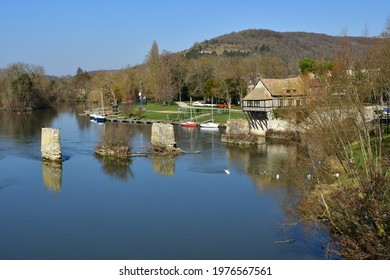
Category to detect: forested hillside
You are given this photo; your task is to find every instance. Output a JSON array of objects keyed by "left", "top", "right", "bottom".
[{"left": 185, "top": 29, "right": 377, "bottom": 74}]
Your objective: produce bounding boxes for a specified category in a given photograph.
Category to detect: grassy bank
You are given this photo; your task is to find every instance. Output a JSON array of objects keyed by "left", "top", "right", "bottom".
[
  {"left": 298, "top": 131, "right": 390, "bottom": 259},
  {"left": 351, "top": 133, "right": 390, "bottom": 174},
  {"left": 106, "top": 101, "right": 245, "bottom": 124}
]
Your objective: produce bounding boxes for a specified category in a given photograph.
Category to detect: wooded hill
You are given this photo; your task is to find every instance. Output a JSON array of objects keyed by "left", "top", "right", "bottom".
[{"left": 185, "top": 29, "right": 378, "bottom": 74}]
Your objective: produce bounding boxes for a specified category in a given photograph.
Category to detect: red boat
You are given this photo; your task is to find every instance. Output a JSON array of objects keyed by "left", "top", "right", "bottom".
[{"left": 180, "top": 121, "right": 198, "bottom": 128}]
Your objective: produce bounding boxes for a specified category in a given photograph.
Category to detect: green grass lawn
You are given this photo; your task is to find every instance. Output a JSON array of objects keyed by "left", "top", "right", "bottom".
[
  {"left": 195, "top": 111, "right": 245, "bottom": 123},
  {"left": 138, "top": 101, "right": 244, "bottom": 122},
  {"left": 102, "top": 101, "right": 245, "bottom": 124},
  {"left": 141, "top": 109, "right": 244, "bottom": 123},
  {"left": 351, "top": 133, "right": 390, "bottom": 176},
  {"left": 115, "top": 101, "right": 245, "bottom": 124},
  {"left": 144, "top": 101, "right": 179, "bottom": 111}
]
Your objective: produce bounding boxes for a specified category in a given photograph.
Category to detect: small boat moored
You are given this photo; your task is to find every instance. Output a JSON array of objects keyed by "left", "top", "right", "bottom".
[
  {"left": 94, "top": 114, "right": 106, "bottom": 123},
  {"left": 199, "top": 121, "right": 219, "bottom": 128},
  {"left": 90, "top": 91, "right": 107, "bottom": 123},
  {"left": 181, "top": 121, "right": 198, "bottom": 128},
  {"left": 199, "top": 97, "right": 219, "bottom": 129},
  {"left": 89, "top": 112, "right": 106, "bottom": 123}
]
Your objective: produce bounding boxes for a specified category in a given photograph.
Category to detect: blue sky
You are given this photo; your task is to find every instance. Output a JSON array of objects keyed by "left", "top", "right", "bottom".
[{"left": 1, "top": 0, "right": 389, "bottom": 76}]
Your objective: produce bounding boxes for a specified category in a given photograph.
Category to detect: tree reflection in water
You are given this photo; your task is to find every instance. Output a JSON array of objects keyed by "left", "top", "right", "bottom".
[
  {"left": 225, "top": 141, "right": 330, "bottom": 248},
  {"left": 94, "top": 122, "right": 135, "bottom": 180},
  {"left": 95, "top": 154, "right": 134, "bottom": 181}
]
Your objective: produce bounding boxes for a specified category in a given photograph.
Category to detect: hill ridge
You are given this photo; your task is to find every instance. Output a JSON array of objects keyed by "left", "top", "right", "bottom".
[{"left": 184, "top": 28, "right": 377, "bottom": 74}]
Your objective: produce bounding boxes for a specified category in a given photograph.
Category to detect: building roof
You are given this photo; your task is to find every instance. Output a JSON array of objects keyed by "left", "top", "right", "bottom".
[
  {"left": 243, "top": 77, "right": 306, "bottom": 101},
  {"left": 243, "top": 81, "right": 273, "bottom": 101}
]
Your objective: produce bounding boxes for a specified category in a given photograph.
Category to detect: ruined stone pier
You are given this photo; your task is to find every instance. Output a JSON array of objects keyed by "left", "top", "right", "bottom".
[
  {"left": 151, "top": 123, "right": 176, "bottom": 149},
  {"left": 41, "top": 127, "right": 62, "bottom": 162}
]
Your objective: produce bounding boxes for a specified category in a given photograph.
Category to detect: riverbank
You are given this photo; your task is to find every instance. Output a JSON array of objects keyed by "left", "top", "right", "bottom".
[
  {"left": 296, "top": 133, "right": 390, "bottom": 259},
  {"left": 84, "top": 101, "right": 245, "bottom": 126}
]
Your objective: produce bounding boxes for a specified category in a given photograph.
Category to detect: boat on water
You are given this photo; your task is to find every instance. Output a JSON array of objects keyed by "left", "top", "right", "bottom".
[
  {"left": 180, "top": 98, "right": 198, "bottom": 127},
  {"left": 199, "top": 97, "right": 219, "bottom": 128},
  {"left": 89, "top": 113, "right": 97, "bottom": 121},
  {"left": 181, "top": 121, "right": 198, "bottom": 128},
  {"left": 89, "top": 111, "right": 106, "bottom": 123},
  {"left": 94, "top": 114, "right": 106, "bottom": 123},
  {"left": 199, "top": 121, "right": 219, "bottom": 128},
  {"left": 90, "top": 92, "right": 106, "bottom": 123}
]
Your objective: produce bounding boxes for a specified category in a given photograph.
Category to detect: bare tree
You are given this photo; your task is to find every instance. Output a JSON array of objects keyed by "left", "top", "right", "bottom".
[
  {"left": 292, "top": 34, "right": 390, "bottom": 259},
  {"left": 185, "top": 56, "right": 214, "bottom": 99}
]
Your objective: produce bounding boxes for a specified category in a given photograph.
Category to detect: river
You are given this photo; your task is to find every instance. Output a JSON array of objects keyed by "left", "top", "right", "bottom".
[{"left": 0, "top": 105, "right": 327, "bottom": 260}]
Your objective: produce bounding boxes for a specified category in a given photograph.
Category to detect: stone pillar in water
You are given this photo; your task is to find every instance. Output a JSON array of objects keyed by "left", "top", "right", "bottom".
[
  {"left": 41, "top": 127, "right": 62, "bottom": 162},
  {"left": 225, "top": 119, "right": 250, "bottom": 135},
  {"left": 151, "top": 123, "right": 176, "bottom": 149}
]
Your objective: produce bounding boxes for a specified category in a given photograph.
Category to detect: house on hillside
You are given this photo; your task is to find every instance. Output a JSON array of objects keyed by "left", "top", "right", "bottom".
[
  {"left": 242, "top": 77, "right": 307, "bottom": 112},
  {"left": 242, "top": 77, "right": 308, "bottom": 136}
]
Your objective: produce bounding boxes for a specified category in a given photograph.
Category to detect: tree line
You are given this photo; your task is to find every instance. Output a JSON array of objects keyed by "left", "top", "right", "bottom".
[
  {"left": 0, "top": 39, "right": 328, "bottom": 111},
  {"left": 0, "top": 27, "right": 385, "bottom": 113}
]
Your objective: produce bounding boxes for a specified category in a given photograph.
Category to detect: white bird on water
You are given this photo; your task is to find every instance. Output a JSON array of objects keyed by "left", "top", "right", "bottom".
[
  {"left": 276, "top": 174, "right": 280, "bottom": 180},
  {"left": 224, "top": 169, "right": 231, "bottom": 175}
]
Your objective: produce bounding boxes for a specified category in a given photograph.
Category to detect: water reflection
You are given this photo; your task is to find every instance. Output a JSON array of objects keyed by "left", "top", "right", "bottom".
[
  {"left": 225, "top": 142, "right": 311, "bottom": 189},
  {"left": 151, "top": 155, "right": 176, "bottom": 176},
  {"left": 95, "top": 154, "right": 134, "bottom": 180},
  {"left": 176, "top": 126, "right": 199, "bottom": 151},
  {"left": 225, "top": 141, "right": 327, "bottom": 243},
  {"left": 0, "top": 109, "right": 59, "bottom": 160},
  {"left": 0, "top": 108, "right": 59, "bottom": 138},
  {"left": 93, "top": 122, "right": 136, "bottom": 180},
  {"left": 0, "top": 105, "right": 328, "bottom": 259},
  {"left": 42, "top": 161, "right": 63, "bottom": 192}
]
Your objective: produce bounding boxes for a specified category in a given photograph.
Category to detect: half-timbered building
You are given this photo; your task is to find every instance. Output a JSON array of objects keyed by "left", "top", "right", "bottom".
[{"left": 242, "top": 77, "right": 307, "bottom": 135}]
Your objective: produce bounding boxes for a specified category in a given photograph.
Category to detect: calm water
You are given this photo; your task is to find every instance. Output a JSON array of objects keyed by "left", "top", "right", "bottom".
[{"left": 0, "top": 105, "right": 327, "bottom": 260}]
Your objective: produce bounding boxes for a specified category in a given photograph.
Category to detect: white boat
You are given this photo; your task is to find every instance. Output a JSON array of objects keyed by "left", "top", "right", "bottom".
[
  {"left": 89, "top": 113, "right": 97, "bottom": 121},
  {"left": 199, "top": 97, "right": 219, "bottom": 128},
  {"left": 180, "top": 98, "right": 198, "bottom": 127},
  {"left": 89, "top": 112, "right": 105, "bottom": 123},
  {"left": 199, "top": 121, "right": 219, "bottom": 128},
  {"left": 91, "top": 91, "right": 106, "bottom": 123},
  {"left": 94, "top": 114, "right": 106, "bottom": 123}
]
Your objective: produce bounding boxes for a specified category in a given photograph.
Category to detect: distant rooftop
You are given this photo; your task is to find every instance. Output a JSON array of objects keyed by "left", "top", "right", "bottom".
[{"left": 243, "top": 77, "right": 306, "bottom": 101}]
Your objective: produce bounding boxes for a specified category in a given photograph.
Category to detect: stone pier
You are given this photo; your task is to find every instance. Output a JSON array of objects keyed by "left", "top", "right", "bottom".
[
  {"left": 151, "top": 123, "right": 176, "bottom": 149},
  {"left": 225, "top": 119, "right": 250, "bottom": 135},
  {"left": 221, "top": 119, "right": 265, "bottom": 145},
  {"left": 41, "top": 127, "right": 62, "bottom": 162}
]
